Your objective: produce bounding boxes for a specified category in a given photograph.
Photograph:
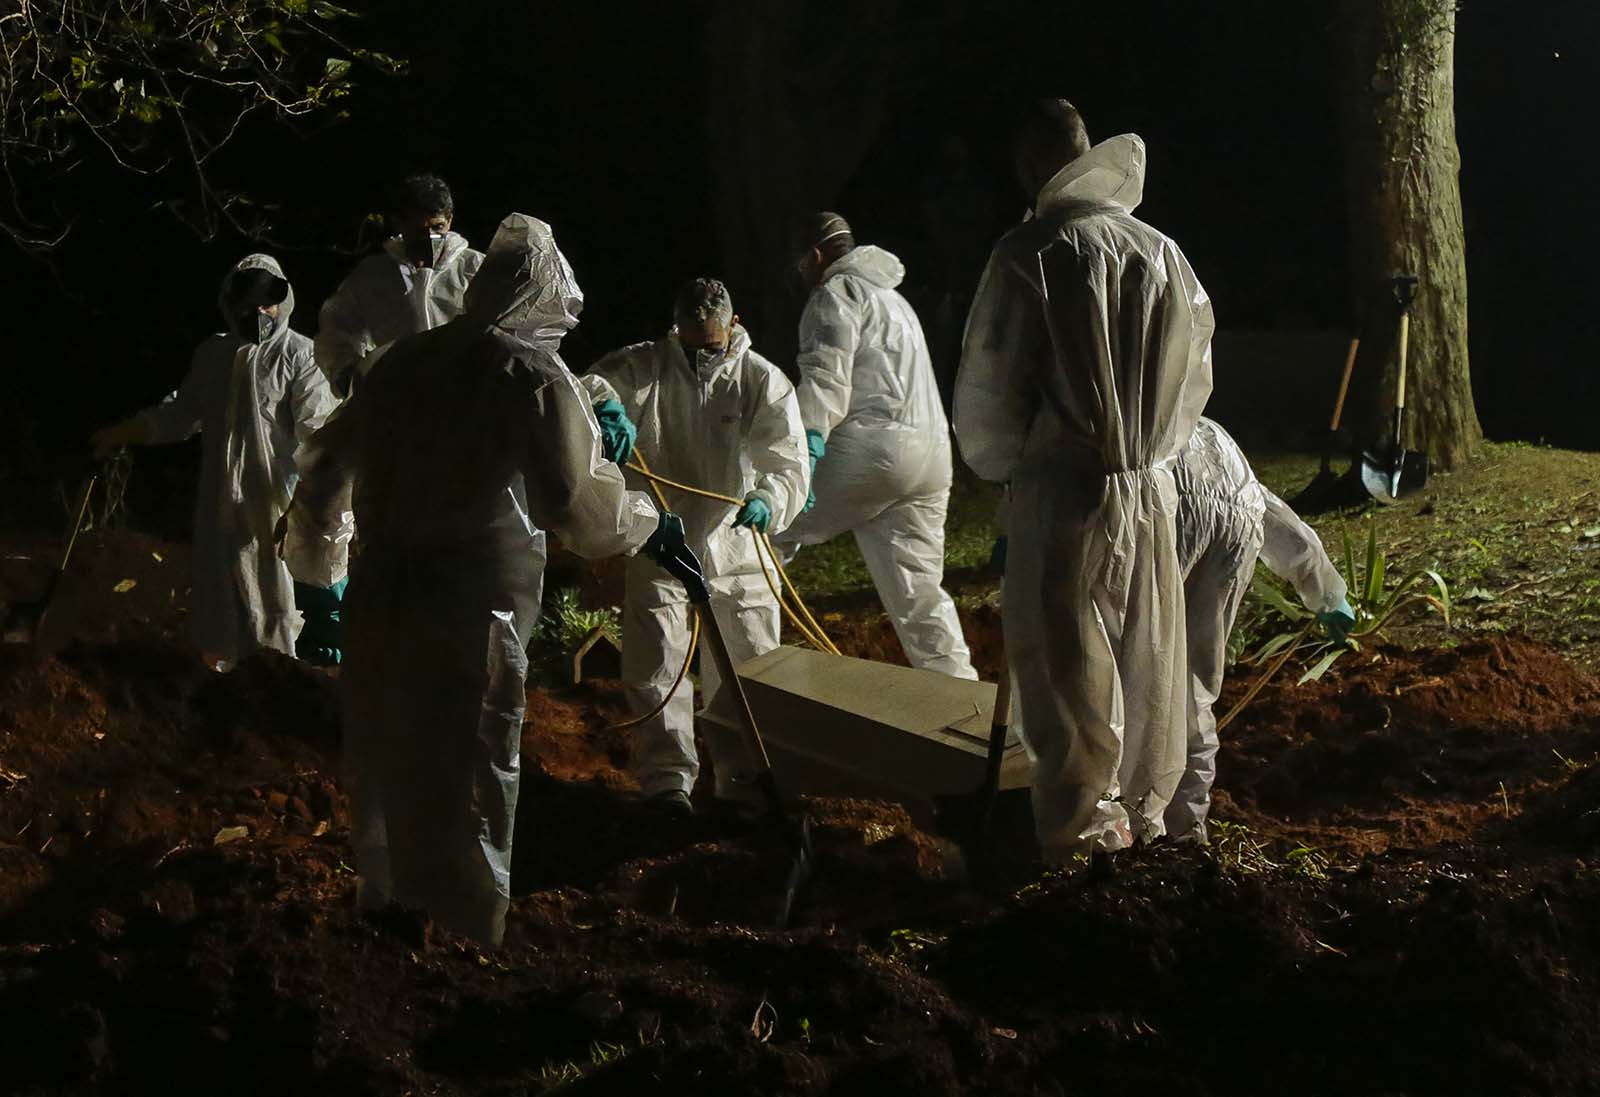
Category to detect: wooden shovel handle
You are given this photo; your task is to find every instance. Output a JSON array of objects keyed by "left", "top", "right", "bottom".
[
  {"left": 1329, "top": 337, "right": 1360, "bottom": 431},
  {"left": 1394, "top": 312, "right": 1410, "bottom": 412}
]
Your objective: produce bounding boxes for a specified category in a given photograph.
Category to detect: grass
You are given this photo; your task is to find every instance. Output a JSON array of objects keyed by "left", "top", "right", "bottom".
[
  {"left": 783, "top": 440, "right": 1600, "bottom": 666},
  {"left": 1253, "top": 442, "right": 1600, "bottom": 666}
]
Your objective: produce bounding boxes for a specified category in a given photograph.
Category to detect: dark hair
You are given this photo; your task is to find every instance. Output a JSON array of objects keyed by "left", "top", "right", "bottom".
[
  {"left": 795, "top": 211, "right": 855, "bottom": 265},
  {"left": 674, "top": 277, "right": 734, "bottom": 328},
  {"left": 1014, "top": 99, "right": 1091, "bottom": 163},
  {"left": 391, "top": 173, "right": 455, "bottom": 217}
]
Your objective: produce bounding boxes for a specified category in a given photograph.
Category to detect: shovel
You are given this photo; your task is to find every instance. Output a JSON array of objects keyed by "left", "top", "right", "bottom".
[
  {"left": 1360, "top": 276, "right": 1429, "bottom": 503},
  {"left": 1287, "top": 334, "right": 1364, "bottom": 512},
  {"left": 2, "top": 475, "right": 97, "bottom": 648},
  {"left": 655, "top": 540, "right": 815, "bottom": 929}
]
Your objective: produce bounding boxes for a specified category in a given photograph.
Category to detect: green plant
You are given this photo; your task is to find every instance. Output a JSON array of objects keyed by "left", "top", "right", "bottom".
[
  {"left": 540, "top": 587, "right": 621, "bottom": 653},
  {"left": 1241, "top": 516, "right": 1450, "bottom": 684}
]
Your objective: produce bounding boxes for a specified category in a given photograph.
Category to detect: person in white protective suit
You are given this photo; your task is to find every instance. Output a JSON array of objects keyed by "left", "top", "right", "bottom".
[
  {"left": 777, "top": 213, "right": 976, "bottom": 680},
  {"left": 955, "top": 100, "right": 1215, "bottom": 863},
  {"left": 580, "top": 278, "right": 810, "bottom": 816},
  {"left": 91, "top": 255, "right": 339, "bottom": 670},
  {"left": 283, "top": 214, "right": 674, "bottom": 946},
  {"left": 316, "top": 173, "right": 484, "bottom": 397},
  {"left": 1167, "top": 417, "right": 1354, "bottom": 843}
]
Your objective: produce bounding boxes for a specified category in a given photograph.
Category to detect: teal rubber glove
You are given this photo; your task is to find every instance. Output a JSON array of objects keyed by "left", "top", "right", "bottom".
[
  {"left": 643, "top": 511, "right": 687, "bottom": 568},
  {"left": 593, "top": 399, "right": 637, "bottom": 465},
  {"left": 733, "top": 495, "right": 772, "bottom": 532},
  {"left": 1316, "top": 597, "right": 1357, "bottom": 643},
  {"left": 293, "top": 576, "right": 348, "bottom": 666},
  {"left": 803, "top": 429, "right": 825, "bottom": 513}
]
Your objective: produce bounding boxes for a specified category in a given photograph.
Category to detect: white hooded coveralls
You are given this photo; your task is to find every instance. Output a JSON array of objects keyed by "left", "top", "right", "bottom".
[
  {"left": 315, "top": 230, "right": 484, "bottom": 392},
  {"left": 581, "top": 328, "right": 809, "bottom": 798},
  {"left": 287, "top": 215, "right": 657, "bottom": 946},
  {"left": 778, "top": 246, "right": 976, "bottom": 680},
  {"left": 134, "top": 254, "right": 338, "bottom": 663},
  {"left": 1167, "top": 417, "right": 1348, "bottom": 841},
  {"left": 955, "top": 135, "right": 1215, "bottom": 857}
]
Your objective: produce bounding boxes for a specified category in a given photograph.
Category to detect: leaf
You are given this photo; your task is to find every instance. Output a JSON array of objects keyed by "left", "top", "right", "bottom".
[
  {"left": 312, "top": 1, "right": 360, "bottom": 18},
  {"left": 1342, "top": 526, "right": 1360, "bottom": 597},
  {"left": 1460, "top": 587, "right": 1495, "bottom": 603},
  {"left": 1298, "top": 648, "right": 1345, "bottom": 684},
  {"left": 113, "top": 578, "right": 137, "bottom": 593},
  {"left": 1251, "top": 631, "right": 1299, "bottom": 663},
  {"left": 1424, "top": 569, "right": 1451, "bottom": 626},
  {"left": 323, "top": 57, "right": 351, "bottom": 80},
  {"left": 1252, "top": 575, "right": 1308, "bottom": 623},
  {"left": 1584, "top": 527, "right": 1600, "bottom": 540},
  {"left": 1364, "top": 520, "right": 1381, "bottom": 604},
  {"left": 261, "top": 29, "right": 287, "bottom": 54},
  {"left": 213, "top": 825, "right": 249, "bottom": 845}
]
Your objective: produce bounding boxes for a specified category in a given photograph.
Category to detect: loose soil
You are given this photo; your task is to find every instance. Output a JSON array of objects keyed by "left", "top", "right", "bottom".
[{"left": 4, "top": 531, "right": 1600, "bottom": 1096}]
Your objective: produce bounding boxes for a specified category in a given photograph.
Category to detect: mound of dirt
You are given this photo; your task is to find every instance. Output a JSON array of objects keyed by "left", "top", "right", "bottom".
[
  {"left": 1210, "top": 636, "right": 1600, "bottom": 853},
  {"left": 6, "top": 617, "right": 1600, "bottom": 1094},
  {"left": 0, "top": 644, "right": 345, "bottom": 930}
]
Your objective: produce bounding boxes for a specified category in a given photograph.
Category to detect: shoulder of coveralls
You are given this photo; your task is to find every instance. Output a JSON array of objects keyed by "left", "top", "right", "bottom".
[
  {"left": 742, "top": 347, "right": 797, "bottom": 399},
  {"left": 587, "top": 339, "right": 661, "bottom": 377},
  {"left": 817, "top": 268, "right": 870, "bottom": 310}
]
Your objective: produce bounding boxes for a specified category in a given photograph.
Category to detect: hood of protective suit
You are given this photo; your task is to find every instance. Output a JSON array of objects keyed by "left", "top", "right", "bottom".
[
  {"left": 383, "top": 229, "right": 473, "bottom": 270},
  {"left": 218, "top": 254, "right": 294, "bottom": 343},
  {"left": 820, "top": 245, "right": 905, "bottom": 291},
  {"left": 1034, "top": 134, "right": 1146, "bottom": 217},
  {"left": 463, "top": 213, "right": 583, "bottom": 344}
]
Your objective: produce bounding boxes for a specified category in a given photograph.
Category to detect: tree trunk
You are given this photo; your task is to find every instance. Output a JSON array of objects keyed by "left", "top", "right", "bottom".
[{"left": 1337, "top": 0, "right": 1481, "bottom": 469}]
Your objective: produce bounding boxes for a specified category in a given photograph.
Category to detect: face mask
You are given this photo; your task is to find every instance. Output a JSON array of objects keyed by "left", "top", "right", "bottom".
[
  {"left": 407, "top": 231, "right": 446, "bottom": 269},
  {"left": 232, "top": 307, "right": 274, "bottom": 344},
  {"left": 682, "top": 342, "right": 725, "bottom": 369}
]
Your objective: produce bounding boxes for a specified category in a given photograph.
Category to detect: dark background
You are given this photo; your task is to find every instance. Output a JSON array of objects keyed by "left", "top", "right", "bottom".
[{"left": 2, "top": 0, "right": 1592, "bottom": 532}]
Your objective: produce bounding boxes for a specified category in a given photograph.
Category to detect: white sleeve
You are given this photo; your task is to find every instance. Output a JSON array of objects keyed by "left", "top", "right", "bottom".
[
  {"left": 522, "top": 360, "right": 658, "bottom": 559},
  {"left": 314, "top": 267, "right": 374, "bottom": 390},
  {"left": 745, "top": 364, "right": 811, "bottom": 532},
  {"left": 1260, "top": 489, "right": 1348, "bottom": 612},
  {"left": 953, "top": 244, "right": 1047, "bottom": 483},
  {"left": 134, "top": 344, "right": 214, "bottom": 444},
  {"left": 794, "top": 283, "right": 860, "bottom": 440}
]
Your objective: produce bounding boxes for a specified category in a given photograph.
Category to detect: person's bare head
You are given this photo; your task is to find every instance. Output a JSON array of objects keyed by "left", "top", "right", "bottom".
[
  {"left": 1013, "top": 98, "right": 1091, "bottom": 199},
  {"left": 791, "top": 211, "right": 854, "bottom": 289},
  {"left": 388, "top": 173, "right": 455, "bottom": 265},
  {"left": 674, "top": 278, "right": 737, "bottom": 352}
]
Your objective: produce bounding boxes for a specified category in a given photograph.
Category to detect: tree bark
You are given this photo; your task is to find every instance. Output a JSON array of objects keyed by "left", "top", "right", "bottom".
[{"left": 1338, "top": 0, "right": 1481, "bottom": 469}]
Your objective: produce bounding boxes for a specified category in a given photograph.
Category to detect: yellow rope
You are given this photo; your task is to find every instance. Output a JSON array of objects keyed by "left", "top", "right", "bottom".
[
  {"left": 625, "top": 454, "right": 838, "bottom": 654},
  {"left": 761, "top": 531, "right": 841, "bottom": 656},
  {"left": 605, "top": 451, "right": 701, "bottom": 733},
  {"left": 607, "top": 612, "right": 699, "bottom": 731},
  {"left": 604, "top": 448, "right": 840, "bottom": 736}
]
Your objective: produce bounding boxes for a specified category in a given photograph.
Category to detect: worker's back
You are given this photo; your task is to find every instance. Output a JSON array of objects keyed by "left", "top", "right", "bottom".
[{"left": 344, "top": 319, "right": 547, "bottom": 607}]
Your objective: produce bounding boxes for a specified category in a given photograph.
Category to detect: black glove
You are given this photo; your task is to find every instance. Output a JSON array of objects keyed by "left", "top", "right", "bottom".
[{"left": 643, "top": 510, "right": 687, "bottom": 568}]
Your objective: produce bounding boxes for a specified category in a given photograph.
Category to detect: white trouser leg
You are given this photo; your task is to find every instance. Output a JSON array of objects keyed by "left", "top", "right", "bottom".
[
  {"left": 1166, "top": 530, "right": 1262, "bottom": 842},
  {"left": 621, "top": 598, "right": 698, "bottom": 797},
  {"left": 854, "top": 491, "right": 977, "bottom": 680}
]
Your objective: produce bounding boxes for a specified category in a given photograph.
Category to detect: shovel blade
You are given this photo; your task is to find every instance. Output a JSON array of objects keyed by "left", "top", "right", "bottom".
[
  {"left": 776, "top": 813, "right": 815, "bottom": 929},
  {"left": 1360, "top": 448, "right": 1429, "bottom": 504}
]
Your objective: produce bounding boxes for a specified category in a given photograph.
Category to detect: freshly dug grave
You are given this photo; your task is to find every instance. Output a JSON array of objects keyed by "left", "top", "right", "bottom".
[{"left": 5, "top": 547, "right": 1600, "bottom": 1096}]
